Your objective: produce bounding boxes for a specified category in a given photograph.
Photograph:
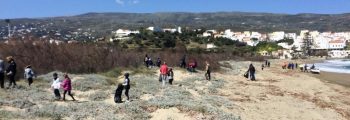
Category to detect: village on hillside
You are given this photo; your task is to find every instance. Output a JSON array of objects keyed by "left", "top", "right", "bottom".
[{"left": 1, "top": 20, "right": 350, "bottom": 59}]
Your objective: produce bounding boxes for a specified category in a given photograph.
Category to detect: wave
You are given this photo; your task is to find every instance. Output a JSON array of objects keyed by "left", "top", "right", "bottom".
[{"left": 314, "top": 59, "right": 350, "bottom": 74}]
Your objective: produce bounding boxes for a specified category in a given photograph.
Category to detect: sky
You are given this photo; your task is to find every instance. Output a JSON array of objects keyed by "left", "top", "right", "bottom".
[{"left": 0, "top": 0, "right": 350, "bottom": 19}]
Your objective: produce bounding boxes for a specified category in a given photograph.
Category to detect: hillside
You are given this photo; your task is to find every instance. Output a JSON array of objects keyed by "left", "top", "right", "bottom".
[{"left": 2, "top": 12, "right": 350, "bottom": 35}]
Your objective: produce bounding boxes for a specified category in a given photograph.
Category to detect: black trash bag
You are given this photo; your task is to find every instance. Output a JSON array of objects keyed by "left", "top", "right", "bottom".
[
  {"left": 114, "top": 84, "right": 124, "bottom": 103},
  {"left": 243, "top": 72, "right": 249, "bottom": 78}
]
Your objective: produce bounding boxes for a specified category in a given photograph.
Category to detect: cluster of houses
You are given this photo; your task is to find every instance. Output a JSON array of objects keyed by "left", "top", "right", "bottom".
[
  {"left": 0, "top": 22, "right": 98, "bottom": 42},
  {"left": 109, "top": 27, "right": 182, "bottom": 42},
  {"left": 200, "top": 29, "right": 350, "bottom": 58},
  {"left": 111, "top": 27, "right": 350, "bottom": 58},
  {"left": 1, "top": 22, "right": 349, "bottom": 58}
]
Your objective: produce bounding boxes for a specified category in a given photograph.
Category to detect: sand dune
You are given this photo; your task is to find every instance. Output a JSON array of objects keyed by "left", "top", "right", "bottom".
[{"left": 0, "top": 60, "right": 349, "bottom": 120}]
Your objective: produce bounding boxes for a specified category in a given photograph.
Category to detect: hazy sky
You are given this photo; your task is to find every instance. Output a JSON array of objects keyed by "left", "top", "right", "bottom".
[{"left": 1, "top": 0, "right": 350, "bottom": 19}]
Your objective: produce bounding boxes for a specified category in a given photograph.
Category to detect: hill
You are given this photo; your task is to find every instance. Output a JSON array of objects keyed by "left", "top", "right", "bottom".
[{"left": 1, "top": 12, "right": 350, "bottom": 35}]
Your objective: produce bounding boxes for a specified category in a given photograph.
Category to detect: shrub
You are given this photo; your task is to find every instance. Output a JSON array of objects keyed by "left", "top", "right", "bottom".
[
  {"left": 0, "top": 41, "right": 261, "bottom": 80},
  {"left": 88, "top": 91, "right": 109, "bottom": 101}
]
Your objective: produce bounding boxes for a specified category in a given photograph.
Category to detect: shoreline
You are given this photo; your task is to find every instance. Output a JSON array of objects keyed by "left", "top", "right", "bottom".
[
  {"left": 310, "top": 71, "right": 350, "bottom": 88},
  {"left": 279, "top": 58, "right": 350, "bottom": 88}
]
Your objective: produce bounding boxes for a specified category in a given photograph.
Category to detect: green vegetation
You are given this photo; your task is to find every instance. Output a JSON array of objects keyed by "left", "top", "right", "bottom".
[
  {"left": 127, "top": 28, "right": 248, "bottom": 51},
  {"left": 101, "top": 67, "right": 122, "bottom": 78},
  {"left": 277, "top": 38, "right": 294, "bottom": 45},
  {"left": 0, "top": 69, "right": 241, "bottom": 120},
  {"left": 256, "top": 41, "right": 283, "bottom": 52}
]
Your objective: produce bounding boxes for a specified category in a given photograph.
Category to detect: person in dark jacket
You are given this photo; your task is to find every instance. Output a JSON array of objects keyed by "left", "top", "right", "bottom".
[
  {"left": 168, "top": 68, "right": 174, "bottom": 85},
  {"left": 180, "top": 55, "right": 186, "bottom": 68},
  {"left": 248, "top": 64, "right": 256, "bottom": 81},
  {"left": 156, "top": 58, "right": 161, "bottom": 67},
  {"left": 6, "top": 56, "right": 16, "bottom": 88},
  {"left": 148, "top": 58, "right": 154, "bottom": 68},
  {"left": 123, "top": 73, "right": 130, "bottom": 102},
  {"left": 144, "top": 54, "right": 149, "bottom": 68},
  {"left": 114, "top": 83, "right": 124, "bottom": 103},
  {"left": 0, "top": 58, "right": 5, "bottom": 89},
  {"left": 304, "top": 64, "right": 308, "bottom": 72}
]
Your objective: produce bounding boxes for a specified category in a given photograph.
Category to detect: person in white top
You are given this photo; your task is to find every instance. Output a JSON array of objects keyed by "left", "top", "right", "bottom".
[
  {"left": 24, "top": 65, "right": 35, "bottom": 86},
  {"left": 51, "top": 73, "right": 61, "bottom": 100}
]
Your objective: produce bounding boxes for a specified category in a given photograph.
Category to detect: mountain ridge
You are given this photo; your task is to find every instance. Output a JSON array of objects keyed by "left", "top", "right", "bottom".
[{"left": 1, "top": 12, "right": 350, "bottom": 34}]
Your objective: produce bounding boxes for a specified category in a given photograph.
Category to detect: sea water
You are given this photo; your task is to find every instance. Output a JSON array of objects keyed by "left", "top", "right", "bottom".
[{"left": 314, "top": 59, "right": 350, "bottom": 73}]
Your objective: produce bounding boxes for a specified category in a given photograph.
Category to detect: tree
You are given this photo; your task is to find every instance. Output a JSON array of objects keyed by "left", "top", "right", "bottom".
[
  {"left": 302, "top": 32, "right": 313, "bottom": 56},
  {"left": 5, "top": 19, "right": 10, "bottom": 23},
  {"left": 277, "top": 38, "right": 294, "bottom": 45}
]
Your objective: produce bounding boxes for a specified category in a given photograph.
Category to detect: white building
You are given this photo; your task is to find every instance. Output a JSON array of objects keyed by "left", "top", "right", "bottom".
[
  {"left": 328, "top": 50, "right": 350, "bottom": 58},
  {"left": 147, "top": 27, "right": 154, "bottom": 31},
  {"left": 202, "top": 30, "right": 217, "bottom": 37},
  {"left": 312, "top": 36, "right": 331, "bottom": 50},
  {"left": 162, "top": 27, "right": 181, "bottom": 33},
  {"left": 278, "top": 43, "right": 292, "bottom": 49},
  {"left": 293, "top": 36, "right": 304, "bottom": 51},
  {"left": 328, "top": 38, "right": 346, "bottom": 50},
  {"left": 251, "top": 32, "right": 262, "bottom": 40},
  {"left": 112, "top": 29, "right": 140, "bottom": 37},
  {"left": 285, "top": 33, "right": 297, "bottom": 40},
  {"left": 269, "top": 31, "right": 285, "bottom": 41},
  {"left": 207, "top": 43, "right": 217, "bottom": 49}
]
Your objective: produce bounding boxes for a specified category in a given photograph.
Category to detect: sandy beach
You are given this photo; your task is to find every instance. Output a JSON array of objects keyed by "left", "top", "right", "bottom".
[
  {"left": 311, "top": 72, "right": 350, "bottom": 87},
  {"left": 1, "top": 60, "right": 350, "bottom": 120},
  {"left": 217, "top": 60, "right": 350, "bottom": 120}
]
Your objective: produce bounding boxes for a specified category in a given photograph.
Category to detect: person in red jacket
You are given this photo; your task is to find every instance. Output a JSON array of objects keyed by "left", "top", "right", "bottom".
[
  {"left": 160, "top": 62, "right": 168, "bottom": 87},
  {"left": 61, "top": 74, "right": 76, "bottom": 101}
]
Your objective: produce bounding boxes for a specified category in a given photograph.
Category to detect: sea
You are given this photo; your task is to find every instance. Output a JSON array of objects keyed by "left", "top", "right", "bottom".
[{"left": 314, "top": 59, "right": 350, "bottom": 74}]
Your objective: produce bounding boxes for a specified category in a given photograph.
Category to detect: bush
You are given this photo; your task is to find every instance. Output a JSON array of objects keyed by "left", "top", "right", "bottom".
[
  {"left": 101, "top": 67, "right": 122, "bottom": 78},
  {"left": 88, "top": 91, "right": 109, "bottom": 101},
  {"left": 0, "top": 41, "right": 260, "bottom": 79}
]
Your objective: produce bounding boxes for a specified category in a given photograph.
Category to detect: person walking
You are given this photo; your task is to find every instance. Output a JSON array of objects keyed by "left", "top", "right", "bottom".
[
  {"left": 304, "top": 64, "right": 308, "bottom": 72},
  {"left": 24, "top": 65, "right": 35, "bottom": 86},
  {"left": 51, "top": 73, "right": 61, "bottom": 100},
  {"left": 160, "top": 62, "right": 168, "bottom": 87},
  {"left": 6, "top": 56, "right": 16, "bottom": 88},
  {"left": 248, "top": 64, "right": 256, "bottom": 81},
  {"left": 122, "top": 73, "right": 130, "bottom": 102},
  {"left": 148, "top": 57, "right": 154, "bottom": 68},
  {"left": 168, "top": 68, "right": 174, "bottom": 85},
  {"left": 144, "top": 54, "right": 149, "bottom": 68},
  {"left": 205, "top": 61, "right": 211, "bottom": 80},
  {"left": 180, "top": 55, "right": 186, "bottom": 68},
  {"left": 156, "top": 58, "right": 161, "bottom": 67},
  {"left": 61, "top": 74, "right": 75, "bottom": 101},
  {"left": 188, "top": 60, "right": 197, "bottom": 72},
  {"left": 0, "top": 58, "right": 5, "bottom": 89}
]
